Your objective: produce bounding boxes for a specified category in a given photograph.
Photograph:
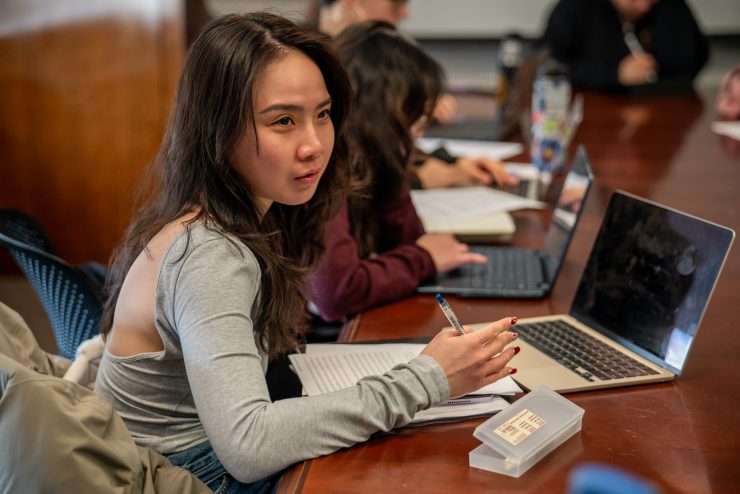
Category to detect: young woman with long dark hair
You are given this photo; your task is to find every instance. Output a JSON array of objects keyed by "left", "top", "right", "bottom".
[{"left": 95, "top": 13, "right": 518, "bottom": 493}]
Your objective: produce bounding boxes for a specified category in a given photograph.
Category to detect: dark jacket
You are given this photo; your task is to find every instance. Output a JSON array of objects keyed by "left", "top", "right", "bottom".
[{"left": 540, "top": 0, "right": 708, "bottom": 90}]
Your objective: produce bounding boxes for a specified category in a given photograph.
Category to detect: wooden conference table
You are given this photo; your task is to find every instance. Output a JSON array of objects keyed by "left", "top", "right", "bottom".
[{"left": 278, "top": 89, "right": 740, "bottom": 494}]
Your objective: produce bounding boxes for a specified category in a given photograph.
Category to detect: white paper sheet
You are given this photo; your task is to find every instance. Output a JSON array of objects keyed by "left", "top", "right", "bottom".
[
  {"left": 410, "top": 186, "right": 546, "bottom": 223},
  {"left": 711, "top": 121, "right": 740, "bottom": 141},
  {"left": 415, "top": 137, "right": 524, "bottom": 161},
  {"left": 289, "top": 343, "right": 521, "bottom": 425},
  {"left": 295, "top": 343, "right": 522, "bottom": 396}
]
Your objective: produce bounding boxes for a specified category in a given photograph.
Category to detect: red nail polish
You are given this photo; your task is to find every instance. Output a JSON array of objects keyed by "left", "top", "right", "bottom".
[
  {"left": 510, "top": 332, "right": 518, "bottom": 340},
  {"left": 514, "top": 346, "right": 521, "bottom": 355},
  {"left": 511, "top": 316, "right": 517, "bottom": 325},
  {"left": 509, "top": 368, "right": 518, "bottom": 375}
]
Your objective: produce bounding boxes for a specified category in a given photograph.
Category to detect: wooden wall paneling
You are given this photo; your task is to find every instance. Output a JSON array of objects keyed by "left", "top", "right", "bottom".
[{"left": 0, "top": 0, "right": 185, "bottom": 271}]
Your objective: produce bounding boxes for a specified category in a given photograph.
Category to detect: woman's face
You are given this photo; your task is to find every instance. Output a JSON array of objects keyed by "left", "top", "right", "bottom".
[
  {"left": 612, "top": 0, "right": 658, "bottom": 22},
  {"left": 231, "top": 50, "right": 334, "bottom": 214},
  {"left": 357, "top": 0, "right": 409, "bottom": 26}
]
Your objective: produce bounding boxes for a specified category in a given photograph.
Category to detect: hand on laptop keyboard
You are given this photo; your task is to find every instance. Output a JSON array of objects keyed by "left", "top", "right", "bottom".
[{"left": 416, "top": 233, "right": 487, "bottom": 273}]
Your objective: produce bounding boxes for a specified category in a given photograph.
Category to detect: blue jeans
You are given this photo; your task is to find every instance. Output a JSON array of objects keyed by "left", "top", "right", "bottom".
[{"left": 166, "top": 440, "right": 283, "bottom": 494}]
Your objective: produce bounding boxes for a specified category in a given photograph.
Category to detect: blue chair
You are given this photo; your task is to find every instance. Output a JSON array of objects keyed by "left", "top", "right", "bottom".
[
  {"left": 0, "top": 209, "right": 107, "bottom": 289},
  {"left": 0, "top": 209, "right": 56, "bottom": 253},
  {"left": 0, "top": 210, "right": 105, "bottom": 359}
]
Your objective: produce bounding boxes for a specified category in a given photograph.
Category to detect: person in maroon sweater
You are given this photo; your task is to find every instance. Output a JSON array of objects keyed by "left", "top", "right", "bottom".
[
  {"left": 306, "top": 185, "right": 437, "bottom": 322},
  {"left": 305, "top": 21, "right": 511, "bottom": 322}
]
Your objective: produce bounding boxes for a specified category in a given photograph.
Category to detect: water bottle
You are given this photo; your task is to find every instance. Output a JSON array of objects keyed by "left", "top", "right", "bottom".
[{"left": 531, "top": 59, "right": 571, "bottom": 173}]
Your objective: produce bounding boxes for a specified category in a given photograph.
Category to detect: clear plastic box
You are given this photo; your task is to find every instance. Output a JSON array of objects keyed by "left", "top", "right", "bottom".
[{"left": 469, "top": 384, "right": 584, "bottom": 478}]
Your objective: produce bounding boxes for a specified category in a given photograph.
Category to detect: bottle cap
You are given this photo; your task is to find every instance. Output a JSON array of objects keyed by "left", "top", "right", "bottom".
[{"left": 538, "top": 58, "right": 569, "bottom": 78}]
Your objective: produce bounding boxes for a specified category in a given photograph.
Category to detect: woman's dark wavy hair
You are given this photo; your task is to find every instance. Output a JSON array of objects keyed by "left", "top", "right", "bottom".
[
  {"left": 100, "top": 12, "right": 352, "bottom": 359},
  {"left": 334, "top": 21, "right": 444, "bottom": 257}
]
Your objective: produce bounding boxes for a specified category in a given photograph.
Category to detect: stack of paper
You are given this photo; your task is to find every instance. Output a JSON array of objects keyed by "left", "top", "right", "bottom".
[
  {"left": 410, "top": 186, "right": 546, "bottom": 240},
  {"left": 288, "top": 343, "right": 522, "bottom": 425},
  {"left": 411, "top": 186, "right": 545, "bottom": 220}
]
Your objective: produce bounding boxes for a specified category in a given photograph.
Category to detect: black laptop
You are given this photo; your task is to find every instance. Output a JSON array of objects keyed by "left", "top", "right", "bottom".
[{"left": 417, "top": 145, "right": 593, "bottom": 298}]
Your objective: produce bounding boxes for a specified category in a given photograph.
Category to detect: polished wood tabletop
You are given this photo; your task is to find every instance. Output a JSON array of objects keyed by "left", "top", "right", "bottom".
[{"left": 279, "top": 89, "right": 740, "bottom": 494}]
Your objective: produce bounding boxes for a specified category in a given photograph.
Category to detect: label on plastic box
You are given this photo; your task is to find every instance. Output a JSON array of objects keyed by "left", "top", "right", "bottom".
[{"left": 493, "top": 408, "right": 546, "bottom": 445}]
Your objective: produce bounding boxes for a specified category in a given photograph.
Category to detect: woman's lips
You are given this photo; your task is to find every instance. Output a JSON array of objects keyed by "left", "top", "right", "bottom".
[{"left": 295, "top": 169, "right": 320, "bottom": 184}]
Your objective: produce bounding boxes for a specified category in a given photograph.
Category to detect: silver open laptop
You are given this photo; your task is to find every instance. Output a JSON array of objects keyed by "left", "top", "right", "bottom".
[{"left": 508, "top": 191, "right": 735, "bottom": 393}]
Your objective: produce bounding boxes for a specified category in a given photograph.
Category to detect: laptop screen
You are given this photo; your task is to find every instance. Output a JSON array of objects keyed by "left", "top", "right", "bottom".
[
  {"left": 542, "top": 145, "right": 593, "bottom": 282},
  {"left": 570, "top": 191, "right": 735, "bottom": 374}
]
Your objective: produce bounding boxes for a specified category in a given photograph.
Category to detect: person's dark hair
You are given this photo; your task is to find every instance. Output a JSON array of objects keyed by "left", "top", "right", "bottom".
[
  {"left": 334, "top": 21, "right": 443, "bottom": 257},
  {"left": 100, "top": 12, "right": 351, "bottom": 359}
]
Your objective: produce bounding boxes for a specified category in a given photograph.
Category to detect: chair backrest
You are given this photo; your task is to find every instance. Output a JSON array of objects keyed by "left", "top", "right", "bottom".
[
  {"left": 0, "top": 233, "right": 103, "bottom": 359},
  {"left": 0, "top": 209, "right": 57, "bottom": 254}
]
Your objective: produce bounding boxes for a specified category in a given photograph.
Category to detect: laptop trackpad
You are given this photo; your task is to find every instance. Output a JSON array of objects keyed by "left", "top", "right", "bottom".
[
  {"left": 508, "top": 344, "right": 586, "bottom": 390},
  {"left": 432, "top": 268, "right": 470, "bottom": 288}
]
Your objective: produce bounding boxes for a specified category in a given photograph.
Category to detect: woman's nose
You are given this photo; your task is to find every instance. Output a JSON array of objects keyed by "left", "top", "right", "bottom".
[{"left": 298, "top": 125, "right": 325, "bottom": 161}]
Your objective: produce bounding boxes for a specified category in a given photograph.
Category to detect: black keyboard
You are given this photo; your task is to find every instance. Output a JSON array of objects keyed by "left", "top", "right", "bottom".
[
  {"left": 515, "top": 319, "right": 659, "bottom": 382},
  {"left": 467, "top": 247, "right": 543, "bottom": 291}
]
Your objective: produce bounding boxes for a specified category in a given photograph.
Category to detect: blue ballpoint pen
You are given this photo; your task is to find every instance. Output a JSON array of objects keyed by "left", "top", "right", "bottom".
[{"left": 435, "top": 294, "right": 466, "bottom": 336}]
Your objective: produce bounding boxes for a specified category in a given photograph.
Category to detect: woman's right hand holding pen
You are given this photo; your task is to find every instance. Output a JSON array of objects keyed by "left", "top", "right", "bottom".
[
  {"left": 421, "top": 317, "right": 519, "bottom": 399},
  {"left": 619, "top": 53, "right": 657, "bottom": 85}
]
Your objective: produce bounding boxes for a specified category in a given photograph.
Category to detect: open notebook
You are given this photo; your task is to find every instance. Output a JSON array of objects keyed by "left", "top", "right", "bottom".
[
  {"left": 411, "top": 185, "right": 530, "bottom": 242},
  {"left": 502, "top": 191, "right": 735, "bottom": 393},
  {"left": 288, "top": 343, "right": 522, "bottom": 425}
]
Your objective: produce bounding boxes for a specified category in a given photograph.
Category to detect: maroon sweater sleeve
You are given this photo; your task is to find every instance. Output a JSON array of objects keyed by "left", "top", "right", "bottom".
[{"left": 305, "top": 191, "right": 437, "bottom": 322}]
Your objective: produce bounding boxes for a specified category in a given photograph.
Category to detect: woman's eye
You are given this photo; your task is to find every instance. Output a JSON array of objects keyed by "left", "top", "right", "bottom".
[
  {"left": 274, "top": 116, "right": 294, "bottom": 126},
  {"left": 318, "top": 108, "right": 332, "bottom": 120}
]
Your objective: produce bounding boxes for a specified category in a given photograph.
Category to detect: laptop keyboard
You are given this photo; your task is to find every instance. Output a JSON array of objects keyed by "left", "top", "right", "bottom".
[
  {"left": 515, "top": 319, "right": 659, "bottom": 382},
  {"left": 468, "top": 247, "right": 544, "bottom": 291}
]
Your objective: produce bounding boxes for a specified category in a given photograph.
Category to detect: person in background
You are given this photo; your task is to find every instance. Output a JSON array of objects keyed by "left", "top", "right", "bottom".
[
  {"left": 317, "top": 0, "right": 462, "bottom": 121},
  {"left": 715, "top": 64, "right": 740, "bottom": 158},
  {"left": 305, "top": 21, "right": 515, "bottom": 323},
  {"left": 316, "top": 0, "right": 515, "bottom": 188},
  {"left": 318, "top": 0, "right": 408, "bottom": 37},
  {"left": 716, "top": 65, "right": 740, "bottom": 120},
  {"left": 95, "top": 13, "right": 519, "bottom": 492},
  {"left": 540, "top": 0, "right": 708, "bottom": 90}
]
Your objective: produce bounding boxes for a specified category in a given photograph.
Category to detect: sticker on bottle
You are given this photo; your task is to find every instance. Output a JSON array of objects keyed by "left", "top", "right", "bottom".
[{"left": 493, "top": 408, "right": 546, "bottom": 445}]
